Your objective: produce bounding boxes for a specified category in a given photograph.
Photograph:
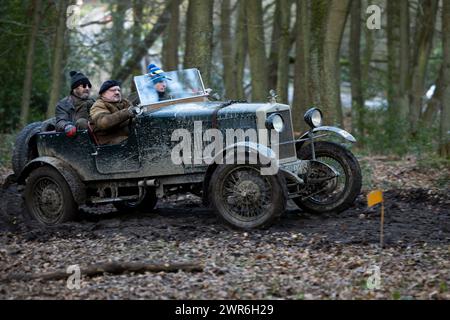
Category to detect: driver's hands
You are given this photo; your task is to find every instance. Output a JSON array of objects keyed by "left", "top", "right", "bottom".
[
  {"left": 128, "top": 106, "right": 143, "bottom": 118},
  {"left": 64, "top": 124, "right": 77, "bottom": 138}
]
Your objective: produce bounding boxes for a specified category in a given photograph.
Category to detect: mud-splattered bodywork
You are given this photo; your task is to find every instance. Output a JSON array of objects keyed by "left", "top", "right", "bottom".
[{"left": 35, "top": 101, "right": 299, "bottom": 183}]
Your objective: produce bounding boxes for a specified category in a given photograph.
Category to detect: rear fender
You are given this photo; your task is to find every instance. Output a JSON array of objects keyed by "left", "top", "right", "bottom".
[{"left": 18, "top": 156, "right": 86, "bottom": 205}]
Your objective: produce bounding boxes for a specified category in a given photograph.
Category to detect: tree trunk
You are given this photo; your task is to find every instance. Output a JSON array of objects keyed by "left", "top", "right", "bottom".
[
  {"left": 268, "top": 0, "right": 281, "bottom": 91},
  {"left": 387, "top": 0, "right": 400, "bottom": 118},
  {"left": 293, "top": 0, "right": 310, "bottom": 132},
  {"left": 19, "top": 0, "right": 42, "bottom": 127},
  {"left": 129, "top": 0, "right": 144, "bottom": 91},
  {"left": 47, "top": 0, "right": 68, "bottom": 118},
  {"left": 162, "top": 0, "right": 180, "bottom": 71},
  {"left": 234, "top": 0, "right": 248, "bottom": 99},
  {"left": 111, "top": 0, "right": 128, "bottom": 72},
  {"left": 113, "top": 2, "right": 172, "bottom": 81},
  {"left": 398, "top": 0, "right": 410, "bottom": 119},
  {"left": 409, "top": 0, "right": 438, "bottom": 135},
  {"left": 246, "top": 0, "right": 269, "bottom": 102},
  {"left": 320, "top": 0, "right": 350, "bottom": 126},
  {"left": 362, "top": 0, "right": 374, "bottom": 91},
  {"left": 221, "top": 0, "right": 235, "bottom": 98},
  {"left": 439, "top": 0, "right": 450, "bottom": 158},
  {"left": 184, "top": 0, "right": 214, "bottom": 87},
  {"left": 350, "top": 0, "right": 364, "bottom": 142},
  {"left": 276, "top": 0, "right": 292, "bottom": 104},
  {"left": 308, "top": 0, "right": 326, "bottom": 109}
]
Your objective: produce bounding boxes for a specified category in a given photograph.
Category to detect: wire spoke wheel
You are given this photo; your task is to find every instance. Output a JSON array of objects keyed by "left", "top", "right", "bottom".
[
  {"left": 309, "top": 156, "right": 347, "bottom": 205},
  {"left": 31, "top": 177, "right": 64, "bottom": 224},
  {"left": 209, "top": 164, "right": 285, "bottom": 229},
  {"left": 222, "top": 166, "right": 272, "bottom": 221},
  {"left": 25, "top": 166, "right": 78, "bottom": 226},
  {"left": 294, "top": 141, "right": 362, "bottom": 214}
]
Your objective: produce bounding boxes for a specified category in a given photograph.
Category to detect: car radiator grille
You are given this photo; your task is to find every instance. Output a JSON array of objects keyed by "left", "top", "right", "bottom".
[{"left": 269, "top": 110, "right": 297, "bottom": 160}]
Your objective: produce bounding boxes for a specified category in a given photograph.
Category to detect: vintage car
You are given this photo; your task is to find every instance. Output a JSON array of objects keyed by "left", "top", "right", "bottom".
[{"left": 11, "top": 68, "right": 362, "bottom": 229}]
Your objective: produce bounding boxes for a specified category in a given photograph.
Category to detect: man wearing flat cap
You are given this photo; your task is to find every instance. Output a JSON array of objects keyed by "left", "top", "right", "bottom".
[
  {"left": 89, "top": 80, "right": 140, "bottom": 145},
  {"left": 55, "top": 71, "right": 95, "bottom": 137}
]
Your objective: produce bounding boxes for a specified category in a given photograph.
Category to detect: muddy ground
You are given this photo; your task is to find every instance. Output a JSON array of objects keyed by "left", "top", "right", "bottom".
[{"left": 0, "top": 159, "right": 449, "bottom": 300}]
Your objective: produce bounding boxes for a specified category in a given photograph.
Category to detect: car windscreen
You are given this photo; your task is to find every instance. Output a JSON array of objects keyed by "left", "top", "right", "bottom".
[{"left": 134, "top": 68, "right": 206, "bottom": 106}]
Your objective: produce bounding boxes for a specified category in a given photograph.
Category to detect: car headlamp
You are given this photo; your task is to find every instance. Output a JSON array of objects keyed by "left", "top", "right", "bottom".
[
  {"left": 304, "top": 108, "right": 323, "bottom": 128},
  {"left": 266, "top": 114, "right": 285, "bottom": 133}
]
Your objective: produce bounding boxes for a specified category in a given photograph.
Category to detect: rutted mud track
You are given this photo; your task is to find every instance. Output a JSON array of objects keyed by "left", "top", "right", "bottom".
[{"left": 0, "top": 183, "right": 449, "bottom": 299}]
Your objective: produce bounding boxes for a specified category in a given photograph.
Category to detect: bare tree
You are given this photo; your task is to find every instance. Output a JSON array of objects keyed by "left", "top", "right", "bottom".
[
  {"left": 293, "top": 0, "right": 310, "bottom": 131},
  {"left": 184, "top": 0, "right": 214, "bottom": 86},
  {"left": 162, "top": 0, "right": 180, "bottom": 70},
  {"left": 221, "top": 0, "right": 235, "bottom": 98},
  {"left": 350, "top": 0, "right": 364, "bottom": 142},
  {"left": 268, "top": 0, "right": 281, "bottom": 91},
  {"left": 246, "top": 0, "right": 269, "bottom": 101},
  {"left": 409, "top": 0, "right": 438, "bottom": 135},
  {"left": 276, "top": 0, "right": 292, "bottom": 104},
  {"left": 113, "top": 2, "right": 172, "bottom": 81},
  {"left": 47, "top": 0, "right": 69, "bottom": 118},
  {"left": 19, "top": 0, "right": 42, "bottom": 127},
  {"left": 111, "top": 0, "right": 128, "bottom": 72},
  {"left": 440, "top": 0, "right": 450, "bottom": 157},
  {"left": 234, "top": 0, "right": 248, "bottom": 99},
  {"left": 320, "top": 0, "right": 351, "bottom": 126}
]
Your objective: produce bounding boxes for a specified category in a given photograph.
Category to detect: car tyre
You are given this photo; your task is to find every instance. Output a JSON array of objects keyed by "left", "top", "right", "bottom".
[
  {"left": 294, "top": 141, "right": 362, "bottom": 214},
  {"left": 209, "top": 165, "right": 286, "bottom": 230},
  {"left": 24, "top": 166, "right": 78, "bottom": 226},
  {"left": 12, "top": 122, "right": 42, "bottom": 176}
]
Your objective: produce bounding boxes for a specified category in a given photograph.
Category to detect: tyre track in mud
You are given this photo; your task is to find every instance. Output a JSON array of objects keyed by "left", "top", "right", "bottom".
[{"left": 1, "top": 184, "right": 449, "bottom": 246}]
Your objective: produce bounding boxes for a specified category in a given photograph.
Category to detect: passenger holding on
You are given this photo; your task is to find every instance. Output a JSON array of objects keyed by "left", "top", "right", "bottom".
[
  {"left": 148, "top": 64, "right": 171, "bottom": 102},
  {"left": 89, "top": 80, "right": 141, "bottom": 145},
  {"left": 55, "top": 71, "right": 95, "bottom": 137}
]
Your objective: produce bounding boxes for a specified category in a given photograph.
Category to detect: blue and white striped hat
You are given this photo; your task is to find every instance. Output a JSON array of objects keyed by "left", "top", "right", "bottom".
[{"left": 147, "top": 64, "right": 170, "bottom": 84}]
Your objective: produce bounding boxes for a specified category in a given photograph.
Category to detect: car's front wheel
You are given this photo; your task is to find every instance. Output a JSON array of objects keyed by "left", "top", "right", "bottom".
[
  {"left": 24, "top": 166, "right": 78, "bottom": 226},
  {"left": 294, "top": 141, "right": 362, "bottom": 214},
  {"left": 208, "top": 165, "right": 286, "bottom": 229}
]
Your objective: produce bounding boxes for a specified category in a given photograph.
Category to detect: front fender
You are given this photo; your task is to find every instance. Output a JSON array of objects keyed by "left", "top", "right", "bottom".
[
  {"left": 300, "top": 126, "right": 356, "bottom": 143},
  {"left": 209, "top": 141, "right": 279, "bottom": 168},
  {"left": 203, "top": 142, "right": 288, "bottom": 204},
  {"left": 18, "top": 156, "right": 86, "bottom": 205},
  {"left": 296, "top": 126, "right": 356, "bottom": 150}
]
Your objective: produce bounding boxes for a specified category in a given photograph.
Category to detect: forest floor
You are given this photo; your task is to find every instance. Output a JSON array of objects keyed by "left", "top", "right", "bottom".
[{"left": 0, "top": 156, "right": 449, "bottom": 300}]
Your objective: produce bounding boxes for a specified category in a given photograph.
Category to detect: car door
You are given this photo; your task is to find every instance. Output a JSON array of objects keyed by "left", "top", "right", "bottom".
[{"left": 93, "top": 126, "right": 141, "bottom": 175}]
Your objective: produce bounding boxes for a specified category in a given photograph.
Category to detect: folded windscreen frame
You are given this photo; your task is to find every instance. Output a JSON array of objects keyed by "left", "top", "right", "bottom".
[{"left": 134, "top": 68, "right": 207, "bottom": 106}]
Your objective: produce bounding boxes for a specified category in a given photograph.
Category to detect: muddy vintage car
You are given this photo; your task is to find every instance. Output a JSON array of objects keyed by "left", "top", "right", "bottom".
[{"left": 11, "top": 68, "right": 362, "bottom": 229}]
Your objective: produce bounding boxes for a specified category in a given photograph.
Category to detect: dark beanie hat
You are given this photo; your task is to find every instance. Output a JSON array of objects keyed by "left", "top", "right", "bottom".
[
  {"left": 70, "top": 71, "right": 92, "bottom": 90},
  {"left": 99, "top": 80, "right": 122, "bottom": 95}
]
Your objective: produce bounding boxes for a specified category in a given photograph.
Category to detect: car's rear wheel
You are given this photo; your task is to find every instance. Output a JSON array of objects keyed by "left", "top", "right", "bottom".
[
  {"left": 12, "top": 121, "right": 42, "bottom": 176},
  {"left": 24, "top": 166, "right": 78, "bottom": 226},
  {"left": 208, "top": 165, "right": 285, "bottom": 229},
  {"left": 113, "top": 189, "right": 158, "bottom": 213}
]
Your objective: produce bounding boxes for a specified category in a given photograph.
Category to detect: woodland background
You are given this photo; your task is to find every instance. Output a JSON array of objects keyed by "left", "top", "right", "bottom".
[
  {"left": 0, "top": 0, "right": 449, "bottom": 165},
  {"left": 0, "top": 1, "right": 449, "bottom": 300}
]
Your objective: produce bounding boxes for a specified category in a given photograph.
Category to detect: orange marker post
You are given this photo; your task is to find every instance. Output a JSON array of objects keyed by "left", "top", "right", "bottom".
[{"left": 367, "top": 190, "right": 385, "bottom": 248}]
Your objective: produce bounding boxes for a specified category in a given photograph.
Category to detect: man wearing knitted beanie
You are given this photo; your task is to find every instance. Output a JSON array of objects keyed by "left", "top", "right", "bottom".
[
  {"left": 55, "top": 71, "right": 95, "bottom": 137},
  {"left": 147, "top": 64, "right": 171, "bottom": 102}
]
